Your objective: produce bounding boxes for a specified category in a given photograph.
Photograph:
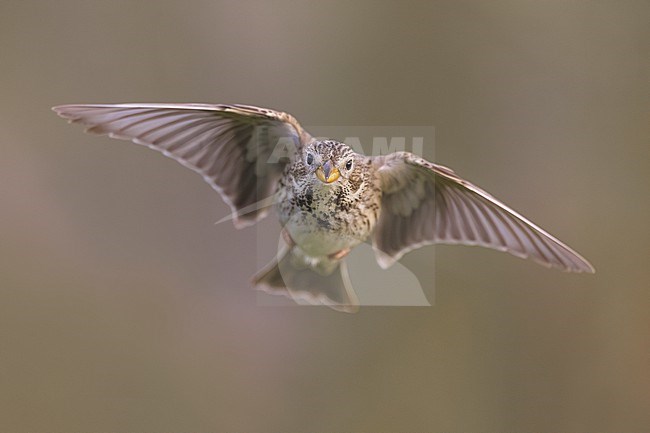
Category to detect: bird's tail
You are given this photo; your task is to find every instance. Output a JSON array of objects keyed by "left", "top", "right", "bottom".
[{"left": 251, "top": 244, "right": 359, "bottom": 313}]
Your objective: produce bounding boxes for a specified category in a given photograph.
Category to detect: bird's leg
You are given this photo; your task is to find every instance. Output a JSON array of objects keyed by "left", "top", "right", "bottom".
[
  {"left": 281, "top": 228, "right": 295, "bottom": 248},
  {"left": 328, "top": 248, "right": 350, "bottom": 260}
]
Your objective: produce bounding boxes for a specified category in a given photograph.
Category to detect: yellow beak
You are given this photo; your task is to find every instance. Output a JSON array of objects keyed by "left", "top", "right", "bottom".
[{"left": 316, "top": 161, "right": 340, "bottom": 184}]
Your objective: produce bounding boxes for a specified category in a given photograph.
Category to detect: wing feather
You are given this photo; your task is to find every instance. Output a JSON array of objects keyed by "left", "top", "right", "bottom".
[
  {"left": 53, "top": 103, "right": 312, "bottom": 227},
  {"left": 372, "top": 152, "right": 594, "bottom": 273}
]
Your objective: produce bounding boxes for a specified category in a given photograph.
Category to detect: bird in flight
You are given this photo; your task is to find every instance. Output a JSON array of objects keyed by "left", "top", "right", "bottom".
[{"left": 53, "top": 103, "right": 594, "bottom": 312}]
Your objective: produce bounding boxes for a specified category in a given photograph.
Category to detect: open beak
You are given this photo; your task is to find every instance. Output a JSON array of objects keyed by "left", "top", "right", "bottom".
[{"left": 315, "top": 160, "right": 340, "bottom": 184}]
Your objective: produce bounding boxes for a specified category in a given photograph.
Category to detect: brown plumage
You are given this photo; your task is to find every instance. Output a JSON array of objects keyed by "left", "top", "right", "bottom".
[{"left": 53, "top": 103, "right": 594, "bottom": 312}]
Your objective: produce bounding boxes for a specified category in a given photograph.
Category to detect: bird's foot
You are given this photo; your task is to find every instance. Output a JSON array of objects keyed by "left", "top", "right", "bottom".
[
  {"left": 281, "top": 228, "right": 295, "bottom": 248},
  {"left": 328, "top": 249, "right": 350, "bottom": 260}
]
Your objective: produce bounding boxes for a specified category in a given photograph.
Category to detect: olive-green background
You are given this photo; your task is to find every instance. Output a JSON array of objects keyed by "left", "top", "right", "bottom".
[{"left": 1, "top": 1, "right": 648, "bottom": 432}]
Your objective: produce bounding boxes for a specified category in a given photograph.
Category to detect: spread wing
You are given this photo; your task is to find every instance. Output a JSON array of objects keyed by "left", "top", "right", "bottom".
[
  {"left": 53, "top": 103, "right": 312, "bottom": 227},
  {"left": 372, "top": 152, "right": 594, "bottom": 273}
]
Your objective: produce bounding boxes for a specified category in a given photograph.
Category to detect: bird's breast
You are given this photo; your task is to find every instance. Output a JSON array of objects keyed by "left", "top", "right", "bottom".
[{"left": 277, "top": 181, "right": 377, "bottom": 257}]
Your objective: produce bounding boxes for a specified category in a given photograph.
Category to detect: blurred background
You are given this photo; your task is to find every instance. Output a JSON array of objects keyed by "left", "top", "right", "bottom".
[{"left": 1, "top": 1, "right": 648, "bottom": 431}]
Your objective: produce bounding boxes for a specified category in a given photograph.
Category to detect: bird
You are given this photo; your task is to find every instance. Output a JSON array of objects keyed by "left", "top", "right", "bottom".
[{"left": 53, "top": 103, "right": 594, "bottom": 312}]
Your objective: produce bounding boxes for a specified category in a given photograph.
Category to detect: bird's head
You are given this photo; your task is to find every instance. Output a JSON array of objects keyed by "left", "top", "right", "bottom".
[{"left": 302, "top": 140, "right": 357, "bottom": 186}]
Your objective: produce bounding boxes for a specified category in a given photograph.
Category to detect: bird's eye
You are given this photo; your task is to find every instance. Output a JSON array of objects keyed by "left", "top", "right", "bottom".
[
  {"left": 306, "top": 153, "right": 314, "bottom": 165},
  {"left": 345, "top": 159, "right": 353, "bottom": 170}
]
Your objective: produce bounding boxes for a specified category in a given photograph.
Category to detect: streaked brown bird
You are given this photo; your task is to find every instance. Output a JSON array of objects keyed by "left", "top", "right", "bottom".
[{"left": 53, "top": 103, "right": 594, "bottom": 312}]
